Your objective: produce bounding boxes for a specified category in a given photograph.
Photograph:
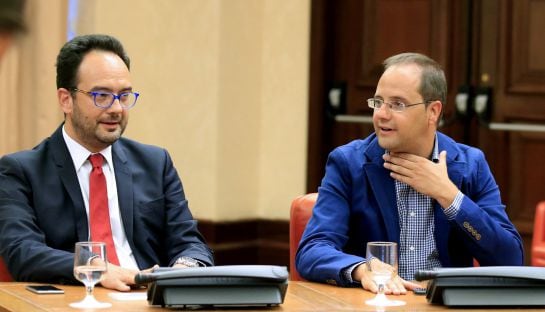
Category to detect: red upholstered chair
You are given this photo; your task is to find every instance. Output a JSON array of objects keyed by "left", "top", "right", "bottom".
[
  {"left": 289, "top": 193, "right": 318, "bottom": 281},
  {"left": 532, "top": 201, "right": 545, "bottom": 266},
  {"left": 0, "top": 257, "right": 13, "bottom": 282}
]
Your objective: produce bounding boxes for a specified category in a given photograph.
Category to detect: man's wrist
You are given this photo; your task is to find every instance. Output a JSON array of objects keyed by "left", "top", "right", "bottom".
[
  {"left": 443, "top": 191, "right": 463, "bottom": 220},
  {"left": 437, "top": 183, "right": 460, "bottom": 209},
  {"left": 173, "top": 256, "right": 203, "bottom": 268},
  {"left": 351, "top": 262, "right": 366, "bottom": 283}
]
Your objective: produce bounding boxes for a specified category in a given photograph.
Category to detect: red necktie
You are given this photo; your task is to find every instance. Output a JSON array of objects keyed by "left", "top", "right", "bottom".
[{"left": 88, "top": 154, "right": 120, "bottom": 265}]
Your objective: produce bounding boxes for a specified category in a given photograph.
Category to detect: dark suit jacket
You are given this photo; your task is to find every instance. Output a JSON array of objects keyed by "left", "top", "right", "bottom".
[
  {"left": 296, "top": 132, "right": 523, "bottom": 286},
  {"left": 0, "top": 125, "right": 213, "bottom": 284}
]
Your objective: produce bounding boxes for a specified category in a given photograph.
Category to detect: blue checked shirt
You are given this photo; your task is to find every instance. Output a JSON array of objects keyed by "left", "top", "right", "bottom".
[{"left": 343, "top": 134, "right": 464, "bottom": 283}]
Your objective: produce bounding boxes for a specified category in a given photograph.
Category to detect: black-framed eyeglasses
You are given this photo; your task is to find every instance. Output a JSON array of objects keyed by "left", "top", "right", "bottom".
[
  {"left": 367, "top": 98, "right": 430, "bottom": 113},
  {"left": 72, "top": 88, "right": 140, "bottom": 109}
]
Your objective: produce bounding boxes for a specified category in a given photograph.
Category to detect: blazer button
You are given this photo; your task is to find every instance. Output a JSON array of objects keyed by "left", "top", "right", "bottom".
[{"left": 463, "top": 221, "right": 470, "bottom": 229}]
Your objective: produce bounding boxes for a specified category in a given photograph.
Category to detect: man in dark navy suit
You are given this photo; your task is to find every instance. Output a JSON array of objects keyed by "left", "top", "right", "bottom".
[{"left": 0, "top": 34, "right": 213, "bottom": 291}]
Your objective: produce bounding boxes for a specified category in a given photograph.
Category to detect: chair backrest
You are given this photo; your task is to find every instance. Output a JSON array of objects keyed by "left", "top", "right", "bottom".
[
  {"left": 0, "top": 257, "right": 13, "bottom": 282},
  {"left": 289, "top": 193, "right": 318, "bottom": 281},
  {"left": 532, "top": 201, "right": 545, "bottom": 266}
]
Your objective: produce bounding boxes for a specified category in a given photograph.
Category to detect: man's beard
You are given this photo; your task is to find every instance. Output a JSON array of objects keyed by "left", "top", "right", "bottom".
[{"left": 71, "top": 103, "right": 127, "bottom": 149}]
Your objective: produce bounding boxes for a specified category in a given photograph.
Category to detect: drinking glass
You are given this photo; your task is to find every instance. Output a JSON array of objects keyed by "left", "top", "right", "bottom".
[
  {"left": 364, "top": 241, "right": 406, "bottom": 307},
  {"left": 69, "top": 242, "right": 112, "bottom": 309}
]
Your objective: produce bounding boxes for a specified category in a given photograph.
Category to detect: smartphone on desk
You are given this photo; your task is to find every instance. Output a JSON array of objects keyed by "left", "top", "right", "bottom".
[{"left": 26, "top": 285, "right": 64, "bottom": 294}]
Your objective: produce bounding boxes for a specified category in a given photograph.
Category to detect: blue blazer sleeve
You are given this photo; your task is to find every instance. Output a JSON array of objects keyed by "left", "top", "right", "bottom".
[
  {"left": 438, "top": 145, "right": 523, "bottom": 266},
  {"left": 296, "top": 142, "right": 373, "bottom": 287}
]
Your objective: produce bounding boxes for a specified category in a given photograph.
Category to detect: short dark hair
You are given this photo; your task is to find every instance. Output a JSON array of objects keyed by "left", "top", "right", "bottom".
[
  {"left": 0, "top": 0, "right": 26, "bottom": 33},
  {"left": 383, "top": 52, "right": 447, "bottom": 105},
  {"left": 56, "top": 34, "right": 130, "bottom": 90}
]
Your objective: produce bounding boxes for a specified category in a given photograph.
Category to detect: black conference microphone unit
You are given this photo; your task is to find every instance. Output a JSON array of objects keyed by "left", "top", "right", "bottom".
[
  {"left": 415, "top": 266, "right": 545, "bottom": 282},
  {"left": 135, "top": 264, "right": 288, "bottom": 285},
  {"left": 415, "top": 266, "right": 545, "bottom": 307},
  {"left": 136, "top": 265, "right": 289, "bottom": 308}
]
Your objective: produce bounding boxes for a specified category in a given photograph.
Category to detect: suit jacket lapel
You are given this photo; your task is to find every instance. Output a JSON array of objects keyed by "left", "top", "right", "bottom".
[
  {"left": 112, "top": 142, "right": 134, "bottom": 246},
  {"left": 434, "top": 133, "right": 465, "bottom": 265},
  {"left": 364, "top": 140, "right": 400, "bottom": 243},
  {"left": 50, "top": 126, "right": 88, "bottom": 241}
]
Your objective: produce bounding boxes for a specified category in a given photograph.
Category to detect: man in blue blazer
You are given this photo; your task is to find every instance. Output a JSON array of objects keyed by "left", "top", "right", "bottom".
[
  {"left": 296, "top": 53, "right": 523, "bottom": 294},
  {"left": 0, "top": 34, "right": 213, "bottom": 291}
]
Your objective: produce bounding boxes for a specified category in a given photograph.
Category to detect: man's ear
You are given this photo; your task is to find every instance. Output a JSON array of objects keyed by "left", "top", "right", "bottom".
[
  {"left": 58, "top": 88, "right": 73, "bottom": 114},
  {"left": 427, "top": 100, "right": 442, "bottom": 125}
]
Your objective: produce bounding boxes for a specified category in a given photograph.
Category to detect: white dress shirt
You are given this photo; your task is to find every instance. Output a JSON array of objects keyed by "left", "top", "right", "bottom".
[{"left": 62, "top": 126, "right": 139, "bottom": 270}]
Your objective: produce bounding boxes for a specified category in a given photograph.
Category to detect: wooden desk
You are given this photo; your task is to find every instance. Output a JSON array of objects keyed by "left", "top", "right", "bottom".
[{"left": 1, "top": 281, "right": 544, "bottom": 311}]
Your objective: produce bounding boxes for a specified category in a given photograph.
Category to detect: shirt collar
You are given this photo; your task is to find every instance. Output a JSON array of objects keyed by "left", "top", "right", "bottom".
[
  {"left": 62, "top": 125, "right": 114, "bottom": 171},
  {"left": 431, "top": 133, "right": 439, "bottom": 163}
]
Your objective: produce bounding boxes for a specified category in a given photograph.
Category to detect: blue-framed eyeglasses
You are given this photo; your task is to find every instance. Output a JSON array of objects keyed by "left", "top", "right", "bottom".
[
  {"left": 367, "top": 98, "right": 430, "bottom": 113},
  {"left": 72, "top": 88, "right": 140, "bottom": 109}
]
